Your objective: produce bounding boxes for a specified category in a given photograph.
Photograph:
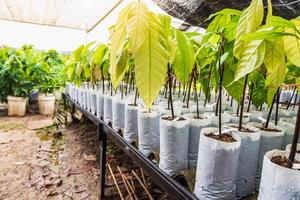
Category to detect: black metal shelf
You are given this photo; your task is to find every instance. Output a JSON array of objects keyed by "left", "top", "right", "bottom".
[{"left": 63, "top": 93, "right": 198, "bottom": 200}]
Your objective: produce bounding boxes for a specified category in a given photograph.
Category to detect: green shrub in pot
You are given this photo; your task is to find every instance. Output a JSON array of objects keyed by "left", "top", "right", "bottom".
[{"left": 0, "top": 46, "right": 36, "bottom": 116}]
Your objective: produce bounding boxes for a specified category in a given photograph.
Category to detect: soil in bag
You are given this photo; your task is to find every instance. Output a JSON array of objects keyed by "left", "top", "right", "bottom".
[{"left": 205, "top": 133, "right": 236, "bottom": 142}]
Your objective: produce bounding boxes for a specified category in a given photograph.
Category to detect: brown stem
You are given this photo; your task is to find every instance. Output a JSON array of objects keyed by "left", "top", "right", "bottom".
[
  {"left": 247, "top": 82, "right": 254, "bottom": 112},
  {"left": 287, "top": 102, "right": 300, "bottom": 168},
  {"left": 265, "top": 88, "right": 279, "bottom": 129},
  {"left": 168, "top": 64, "right": 175, "bottom": 119},
  {"left": 239, "top": 74, "right": 248, "bottom": 131}
]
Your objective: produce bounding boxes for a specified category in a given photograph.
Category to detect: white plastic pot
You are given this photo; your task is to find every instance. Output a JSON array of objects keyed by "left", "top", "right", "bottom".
[
  {"left": 184, "top": 113, "right": 211, "bottom": 169},
  {"left": 103, "top": 94, "right": 113, "bottom": 124},
  {"left": 247, "top": 122, "right": 284, "bottom": 190},
  {"left": 203, "top": 112, "right": 230, "bottom": 127},
  {"left": 137, "top": 110, "right": 160, "bottom": 157},
  {"left": 258, "top": 150, "right": 300, "bottom": 200},
  {"left": 90, "top": 91, "right": 97, "bottom": 115},
  {"left": 96, "top": 93, "right": 104, "bottom": 119},
  {"left": 278, "top": 117, "right": 297, "bottom": 149},
  {"left": 224, "top": 111, "right": 251, "bottom": 124},
  {"left": 124, "top": 104, "right": 139, "bottom": 143},
  {"left": 222, "top": 123, "right": 261, "bottom": 198},
  {"left": 7, "top": 95, "right": 27, "bottom": 117},
  {"left": 38, "top": 94, "right": 55, "bottom": 115},
  {"left": 194, "top": 127, "right": 241, "bottom": 199},
  {"left": 159, "top": 116, "right": 189, "bottom": 176},
  {"left": 250, "top": 110, "right": 264, "bottom": 123},
  {"left": 112, "top": 97, "right": 125, "bottom": 132}
]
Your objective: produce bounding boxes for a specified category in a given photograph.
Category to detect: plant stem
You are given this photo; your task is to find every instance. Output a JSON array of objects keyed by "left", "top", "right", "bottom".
[
  {"left": 265, "top": 88, "right": 279, "bottom": 129},
  {"left": 275, "top": 88, "right": 281, "bottom": 126},
  {"left": 247, "top": 82, "right": 254, "bottom": 112},
  {"left": 287, "top": 101, "right": 300, "bottom": 168},
  {"left": 294, "top": 92, "right": 298, "bottom": 109},
  {"left": 239, "top": 74, "right": 248, "bottom": 131},
  {"left": 204, "top": 65, "right": 212, "bottom": 108},
  {"left": 168, "top": 64, "right": 175, "bottom": 119},
  {"left": 218, "top": 39, "right": 225, "bottom": 136},
  {"left": 236, "top": 103, "right": 240, "bottom": 117},
  {"left": 173, "top": 78, "right": 176, "bottom": 95},
  {"left": 193, "top": 69, "right": 200, "bottom": 118},
  {"left": 215, "top": 93, "right": 219, "bottom": 116},
  {"left": 133, "top": 87, "right": 138, "bottom": 106},
  {"left": 286, "top": 87, "right": 296, "bottom": 110},
  {"left": 186, "top": 74, "right": 193, "bottom": 108},
  {"left": 178, "top": 82, "right": 181, "bottom": 98}
]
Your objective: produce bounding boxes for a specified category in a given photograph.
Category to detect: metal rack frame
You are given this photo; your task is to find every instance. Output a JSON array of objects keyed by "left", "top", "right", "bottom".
[{"left": 63, "top": 93, "right": 198, "bottom": 200}]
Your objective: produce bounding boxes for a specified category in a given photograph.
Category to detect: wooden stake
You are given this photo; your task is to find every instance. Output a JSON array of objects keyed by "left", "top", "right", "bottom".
[
  {"left": 132, "top": 170, "right": 153, "bottom": 200},
  {"left": 107, "top": 164, "right": 124, "bottom": 200}
]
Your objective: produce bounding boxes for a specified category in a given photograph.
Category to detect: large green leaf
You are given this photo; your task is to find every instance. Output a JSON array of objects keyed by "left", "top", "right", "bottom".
[
  {"left": 126, "top": 2, "right": 149, "bottom": 53},
  {"left": 233, "top": 0, "right": 264, "bottom": 59},
  {"left": 110, "top": 3, "right": 132, "bottom": 74},
  {"left": 283, "top": 19, "right": 300, "bottom": 67},
  {"left": 173, "top": 30, "right": 195, "bottom": 84},
  {"left": 232, "top": 39, "right": 265, "bottom": 83},
  {"left": 109, "top": 49, "right": 129, "bottom": 89},
  {"left": 265, "top": 38, "right": 286, "bottom": 105},
  {"left": 134, "top": 12, "right": 169, "bottom": 109}
]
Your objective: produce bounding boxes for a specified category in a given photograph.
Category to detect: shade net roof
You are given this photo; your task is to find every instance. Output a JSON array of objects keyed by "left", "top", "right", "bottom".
[{"left": 0, "top": 0, "right": 122, "bottom": 30}]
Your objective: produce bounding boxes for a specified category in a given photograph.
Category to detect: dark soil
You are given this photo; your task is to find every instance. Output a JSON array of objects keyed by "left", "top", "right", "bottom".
[
  {"left": 205, "top": 133, "right": 237, "bottom": 142},
  {"left": 127, "top": 104, "right": 138, "bottom": 107},
  {"left": 271, "top": 156, "right": 291, "bottom": 168},
  {"left": 193, "top": 115, "right": 204, "bottom": 119},
  {"left": 229, "top": 125, "right": 255, "bottom": 133},
  {"left": 161, "top": 116, "right": 185, "bottom": 121},
  {"left": 257, "top": 126, "right": 281, "bottom": 132}
]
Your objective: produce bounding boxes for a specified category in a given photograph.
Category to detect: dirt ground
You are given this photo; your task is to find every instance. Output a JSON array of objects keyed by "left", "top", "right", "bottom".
[
  {"left": 0, "top": 104, "right": 257, "bottom": 200},
  {"left": 0, "top": 114, "right": 100, "bottom": 200}
]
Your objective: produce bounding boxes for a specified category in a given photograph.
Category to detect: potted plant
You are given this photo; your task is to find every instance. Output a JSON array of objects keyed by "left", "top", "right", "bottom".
[{"left": 0, "top": 46, "right": 35, "bottom": 116}]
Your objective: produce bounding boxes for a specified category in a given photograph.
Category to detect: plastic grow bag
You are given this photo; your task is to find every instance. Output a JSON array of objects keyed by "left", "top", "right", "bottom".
[
  {"left": 194, "top": 127, "right": 241, "bottom": 200},
  {"left": 90, "top": 91, "right": 97, "bottom": 115},
  {"left": 112, "top": 97, "right": 125, "bottom": 132},
  {"left": 224, "top": 111, "right": 251, "bottom": 124},
  {"left": 203, "top": 112, "right": 230, "bottom": 127},
  {"left": 96, "top": 93, "right": 104, "bottom": 119},
  {"left": 138, "top": 110, "right": 160, "bottom": 157},
  {"left": 124, "top": 104, "right": 139, "bottom": 143},
  {"left": 278, "top": 117, "right": 297, "bottom": 149},
  {"left": 258, "top": 150, "right": 300, "bottom": 200},
  {"left": 103, "top": 94, "right": 113, "bottom": 124},
  {"left": 184, "top": 113, "right": 211, "bottom": 169},
  {"left": 159, "top": 116, "right": 189, "bottom": 176},
  {"left": 247, "top": 122, "right": 284, "bottom": 191},
  {"left": 223, "top": 124, "right": 261, "bottom": 198}
]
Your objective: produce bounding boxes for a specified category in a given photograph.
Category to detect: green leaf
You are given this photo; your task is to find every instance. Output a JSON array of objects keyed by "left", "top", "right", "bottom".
[
  {"left": 283, "top": 19, "right": 300, "bottom": 67},
  {"left": 109, "top": 49, "right": 129, "bottom": 89},
  {"left": 134, "top": 12, "right": 169, "bottom": 109},
  {"left": 265, "top": 38, "right": 286, "bottom": 105},
  {"left": 126, "top": 2, "right": 150, "bottom": 52},
  {"left": 233, "top": 0, "right": 264, "bottom": 59},
  {"left": 266, "top": 0, "right": 272, "bottom": 24},
  {"left": 271, "top": 16, "right": 296, "bottom": 29},
  {"left": 173, "top": 30, "right": 195, "bottom": 84},
  {"left": 250, "top": 71, "right": 267, "bottom": 107},
  {"left": 232, "top": 40, "right": 265, "bottom": 83},
  {"left": 241, "top": 30, "right": 296, "bottom": 41},
  {"left": 110, "top": 3, "right": 132, "bottom": 75},
  {"left": 209, "top": 8, "right": 242, "bottom": 19}
]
